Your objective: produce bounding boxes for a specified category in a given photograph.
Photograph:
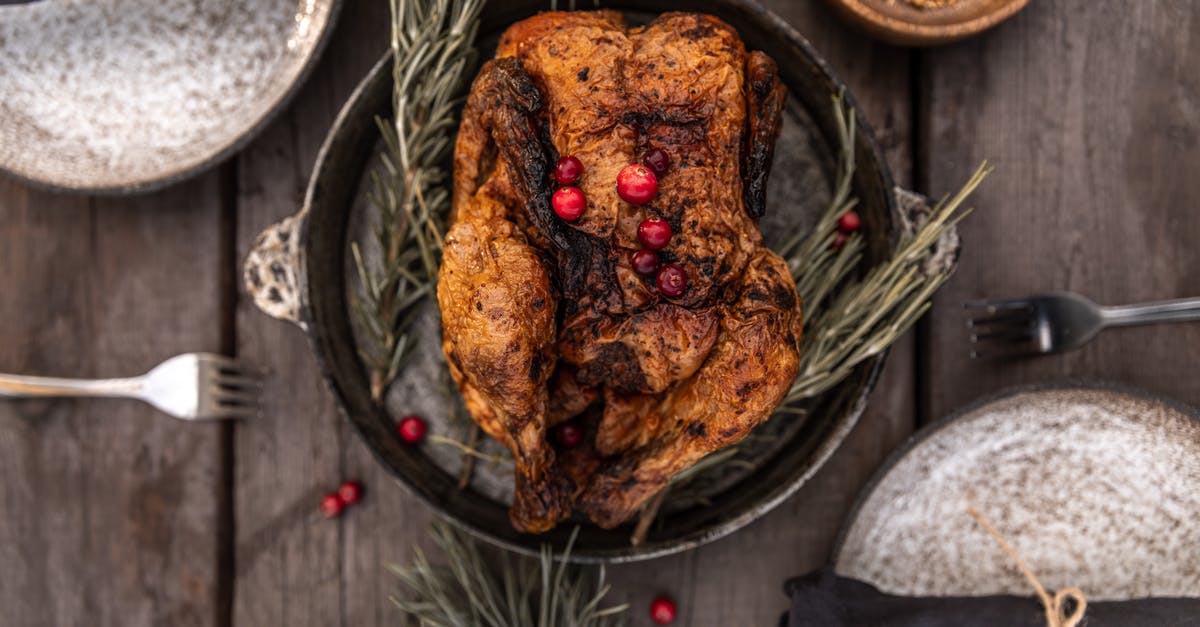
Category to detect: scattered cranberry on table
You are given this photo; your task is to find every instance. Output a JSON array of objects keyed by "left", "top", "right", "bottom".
[
  {"left": 554, "top": 155, "right": 583, "bottom": 185},
  {"left": 837, "top": 210, "right": 861, "bottom": 234},
  {"left": 616, "top": 164, "right": 658, "bottom": 205},
  {"left": 398, "top": 415, "right": 427, "bottom": 443},
  {"left": 631, "top": 249, "right": 661, "bottom": 275},
  {"left": 637, "top": 218, "right": 673, "bottom": 250},
  {"left": 552, "top": 186, "right": 587, "bottom": 221},
  {"left": 555, "top": 422, "right": 583, "bottom": 448},
  {"left": 656, "top": 264, "right": 688, "bottom": 297},
  {"left": 337, "top": 480, "right": 363, "bottom": 506},
  {"left": 650, "top": 596, "right": 677, "bottom": 624},
  {"left": 319, "top": 493, "right": 345, "bottom": 519},
  {"left": 642, "top": 148, "right": 671, "bottom": 176}
]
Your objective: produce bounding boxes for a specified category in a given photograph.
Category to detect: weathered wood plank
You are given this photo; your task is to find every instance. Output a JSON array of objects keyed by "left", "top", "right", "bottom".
[
  {"left": 922, "top": 1, "right": 1200, "bottom": 421},
  {"left": 0, "top": 175, "right": 228, "bottom": 627},
  {"left": 606, "top": 2, "right": 917, "bottom": 624}
]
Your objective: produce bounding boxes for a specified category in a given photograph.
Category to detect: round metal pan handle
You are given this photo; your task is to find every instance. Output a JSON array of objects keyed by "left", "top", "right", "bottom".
[
  {"left": 894, "top": 187, "right": 961, "bottom": 277},
  {"left": 243, "top": 208, "right": 308, "bottom": 328}
]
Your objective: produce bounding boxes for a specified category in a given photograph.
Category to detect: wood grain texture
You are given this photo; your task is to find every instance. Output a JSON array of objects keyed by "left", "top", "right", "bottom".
[
  {"left": 921, "top": 0, "right": 1200, "bottom": 421},
  {"left": 0, "top": 177, "right": 228, "bottom": 627}
]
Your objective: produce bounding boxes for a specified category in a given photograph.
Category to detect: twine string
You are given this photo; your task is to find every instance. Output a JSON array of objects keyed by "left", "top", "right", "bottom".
[{"left": 967, "top": 506, "right": 1088, "bottom": 627}]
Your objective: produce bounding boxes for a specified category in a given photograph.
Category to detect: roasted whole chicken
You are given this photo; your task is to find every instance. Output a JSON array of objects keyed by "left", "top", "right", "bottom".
[{"left": 437, "top": 10, "right": 803, "bottom": 533}]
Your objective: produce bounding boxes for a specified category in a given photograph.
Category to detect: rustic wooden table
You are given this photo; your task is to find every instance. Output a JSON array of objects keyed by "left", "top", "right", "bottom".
[{"left": 2, "top": 1, "right": 1198, "bottom": 625}]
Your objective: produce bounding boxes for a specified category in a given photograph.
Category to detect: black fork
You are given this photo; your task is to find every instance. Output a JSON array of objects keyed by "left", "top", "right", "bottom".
[{"left": 965, "top": 292, "right": 1200, "bottom": 357}]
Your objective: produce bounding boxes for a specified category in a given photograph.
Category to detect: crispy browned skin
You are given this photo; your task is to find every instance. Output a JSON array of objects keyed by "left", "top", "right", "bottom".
[{"left": 438, "top": 11, "right": 801, "bottom": 532}]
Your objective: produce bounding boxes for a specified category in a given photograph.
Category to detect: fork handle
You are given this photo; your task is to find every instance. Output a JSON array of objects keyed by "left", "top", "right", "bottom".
[
  {"left": 0, "top": 374, "right": 145, "bottom": 399},
  {"left": 1102, "top": 298, "right": 1200, "bottom": 327}
]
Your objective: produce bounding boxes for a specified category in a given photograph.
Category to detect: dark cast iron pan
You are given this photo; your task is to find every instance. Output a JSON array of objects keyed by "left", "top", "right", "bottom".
[{"left": 244, "top": 0, "right": 923, "bottom": 562}]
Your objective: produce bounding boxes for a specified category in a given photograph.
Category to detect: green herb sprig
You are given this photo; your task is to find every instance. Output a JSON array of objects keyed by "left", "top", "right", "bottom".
[
  {"left": 352, "top": 0, "right": 484, "bottom": 401},
  {"left": 390, "top": 525, "right": 628, "bottom": 626},
  {"left": 780, "top": 94, "right": 990, "bottom": 403}
]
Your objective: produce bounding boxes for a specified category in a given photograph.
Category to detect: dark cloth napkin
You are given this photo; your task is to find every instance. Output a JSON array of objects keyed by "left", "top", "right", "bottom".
[{"left": 782, "top": 569, "right": 1200, "bottom": 627}]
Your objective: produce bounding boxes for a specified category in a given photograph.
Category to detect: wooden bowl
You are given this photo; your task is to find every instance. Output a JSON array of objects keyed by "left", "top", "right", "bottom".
[{"left": 825, "top": 0, "right": 1030, "bottom": 46}]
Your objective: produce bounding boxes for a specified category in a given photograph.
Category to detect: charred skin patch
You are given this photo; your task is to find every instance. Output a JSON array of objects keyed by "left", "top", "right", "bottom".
[
  {"left": 477, "top": 57, "right": 615, "bottom": 318},
  {"left": 680, "top": 22, "right": 718, "bottom": 41},
  {"left": 530, "top": 352, "right": 546, "bottom": 382},
  {"left": 646, "top": 120, "right": 708, "bottom": 152},
  {"left": 771, "top": 280, "right": 798, "bottom": 309},
  {"left": 745, "top": 287, "right": 772, "bottom": 303},
  {"left": 736, "top": 380, "right": 762, "bottom": 398},
  {"left": 718, "top": 425, "right": 741, "bottom": 439},
  {"left": 741, "top": 51, "right": 785, "bottom": 218},
  {"left": 575, "top": 341, "right": 648, "bottom": 393}
]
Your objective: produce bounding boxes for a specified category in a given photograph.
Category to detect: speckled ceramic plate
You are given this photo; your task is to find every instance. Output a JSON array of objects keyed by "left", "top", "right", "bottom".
[
  {"left": 0, "top": 0, "right": 341, "bottom": 193},
  {"left": 834, "top": 385, "right": 1200, "bottom": 601}
]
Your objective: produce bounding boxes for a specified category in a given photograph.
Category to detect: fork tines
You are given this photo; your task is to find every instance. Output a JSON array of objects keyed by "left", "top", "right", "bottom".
[
  {"left": 199, "top": 354, "right": 264, "bottom": 418},
  {"left": 964, "top": 299, "right": 1035, "bottom": 359}
]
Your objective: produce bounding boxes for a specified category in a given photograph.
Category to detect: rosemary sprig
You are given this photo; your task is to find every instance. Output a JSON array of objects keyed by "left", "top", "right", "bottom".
[
  {"left": 390, "top": 525, "right": 628, "bottom": 626},
  {"left": 428, "top": 433, "right": 512, "bottom": 465},
  {"left": 780, "top": 94, "right": 990, "bottom": 403},
  {"left": 353, "top": 0, "right": 484, "bottom": 401}
]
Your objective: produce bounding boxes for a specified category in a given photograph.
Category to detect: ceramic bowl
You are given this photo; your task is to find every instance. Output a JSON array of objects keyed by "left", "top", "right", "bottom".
[
  {"left": 824, "top": 0, "right": 1029, "bottom": 46},
  {"left": 0, "top": 0, "right": 341, "bottom": 193}
]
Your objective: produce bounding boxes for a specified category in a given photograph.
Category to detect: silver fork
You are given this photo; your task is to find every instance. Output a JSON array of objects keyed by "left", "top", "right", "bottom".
[
  {"left": 966, "top": 292, "right": 1200, "bottom": 357},
  {"left": 0, "top": 353, "right": 259, "bottom": 420}
]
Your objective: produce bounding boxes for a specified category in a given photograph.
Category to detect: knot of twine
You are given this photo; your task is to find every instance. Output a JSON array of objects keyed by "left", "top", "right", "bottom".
[{"left": 967, "top": 507, "right": 1088, "bottom": 627}]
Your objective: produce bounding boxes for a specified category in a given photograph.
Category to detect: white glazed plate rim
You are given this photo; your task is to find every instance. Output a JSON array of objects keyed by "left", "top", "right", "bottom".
[
  {"left": 832, "top": 383, "right": 1200, "bottom": 601},
  {"left": 0, "top": 0, "right": 342, "bottom": 194}
]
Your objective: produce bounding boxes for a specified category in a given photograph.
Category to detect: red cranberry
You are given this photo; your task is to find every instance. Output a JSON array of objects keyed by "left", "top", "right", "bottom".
[
  {"left": 556, "top": 423, "right": 583, "bottom": 448},
  {"left": 837, "top": 210, "right": 861, "bottom": 233},
  {"left": 337, "top": 480, "right": 363, "bottom": 506},
  {"left": 831, "top": 232, "right": 848, "bottom": 252},
  {"left": 616, "top": 164, "right": 658, "bottom": 205},
  {"left": 642, "top": 148, "right": 671, "bottom": 176},
  {"left": 637, "top": 218, "right": 673, "bottom": 250},
  {"left": 320, "top": 493, "right": 344, "bottom": 519},
  {"left": 631, "top": 249, "right": 661, "bottom": 275},
  {"left": 656, "top": 264, "right": 688, "bottom": 297},
  {"left": 398, "top": 415, "right": 427, "bottom": 443},
  {"left": 552, "top": 186, "right": 587, "bottom": 221},
  {"left": 650, "top": 596, "right": 677, "bottom": 624},
  {"left": 554, "top": 155, "right": 583, "bottom": 185}
]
